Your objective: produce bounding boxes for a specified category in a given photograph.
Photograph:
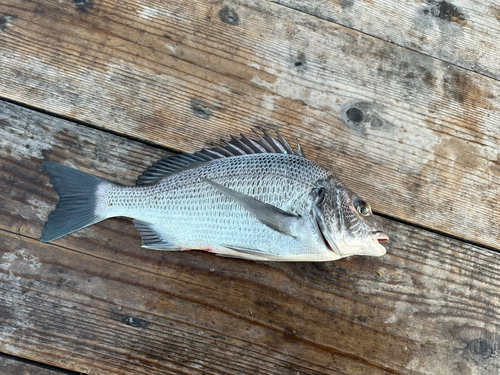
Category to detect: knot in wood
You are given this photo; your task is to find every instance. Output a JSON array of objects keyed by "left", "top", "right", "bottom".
[{"left": 219, "top": 6, "right": 239, "bottom": 26}]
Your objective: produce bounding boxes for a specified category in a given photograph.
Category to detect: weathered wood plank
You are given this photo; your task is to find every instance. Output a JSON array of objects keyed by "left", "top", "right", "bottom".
[
  {"left": 0, "top": 0, "right": 499, "bottom": 250},
  {"left": 1, "top": 100, "right": 499, "bottom": 375},
  {"left": 275, "top": 0, "right": 500, "bottom": 80},
  {"left": 0, "top": 353, "right": 79, "bottom": 375}
]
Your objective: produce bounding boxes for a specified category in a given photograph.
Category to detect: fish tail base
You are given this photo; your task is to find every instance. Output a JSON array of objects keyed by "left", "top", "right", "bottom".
[{"left": 40, "top": 161, "right": 107, "bottom": 242}]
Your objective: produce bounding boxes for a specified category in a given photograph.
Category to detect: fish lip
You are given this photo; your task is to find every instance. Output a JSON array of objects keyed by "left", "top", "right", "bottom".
[{"left": 371, "top": 231, "right": 389, "bottom": 242}]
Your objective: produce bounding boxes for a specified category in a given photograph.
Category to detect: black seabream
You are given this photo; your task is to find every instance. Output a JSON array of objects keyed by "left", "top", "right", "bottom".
[{"left": 40, "top": 129, "right": 388, "bottom": 261}]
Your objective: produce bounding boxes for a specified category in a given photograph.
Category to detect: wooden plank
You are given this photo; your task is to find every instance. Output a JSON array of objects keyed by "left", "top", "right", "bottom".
[
  {"left": 0, "top": 353, "right": 79, "bottom": 375},
  {"left": 1, "top": 101, "right": 500, "bottom": 375},
  {"left": 0, "top": 0, "right": 499, "bottom": 250},
  {"left": 275, "top": 0, "right": 500, "bottom": 80}
]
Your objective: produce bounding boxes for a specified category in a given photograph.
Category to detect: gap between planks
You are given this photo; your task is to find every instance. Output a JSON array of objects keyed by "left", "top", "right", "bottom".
[
  {"left": 0, "top": 96, "right": 182, "bottom": 156},
  {"left": 0, "top": 352, "right": 81, "bottom": 375}
]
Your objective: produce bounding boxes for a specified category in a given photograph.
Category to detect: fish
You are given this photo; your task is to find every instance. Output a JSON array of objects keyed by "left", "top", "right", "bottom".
[{"left": 40, "top": 129, "right": 388, "bottom": 261}]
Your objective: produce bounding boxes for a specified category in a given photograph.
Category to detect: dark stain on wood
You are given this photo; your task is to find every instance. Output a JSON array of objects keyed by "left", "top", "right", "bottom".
[
  {"left": 109, "top": 311, "right": 151, "bottom": 329},
  {"left": 443, "top": 67, "right": 495, "bottom": 110},
  {"left": 219, "top": 6, "right": 240, "bottom": 26},
  {"left": 294, "top": 51, "right": 307, "bottom": 72},
  {"left": 0, "top": 298, "right": 15, "bottom": 322},
  {"left": 429, "top": 1, "right": 468, "bottom": 26},
  {"left": 74, "top": 0, "right": 93, "bottom": 13},
  {"left": 0, "top": 14, "right": 16, "bottom": 32},
  {"left": 422, "top": 68, "right": 437, "bottom": 88},
  {"left": 33, "top": 5, "right": 44, "bottom": 14},
  {"left": 190, "top": 98, "right": 215, "bottom": 119},
  {"left": 340, "top": 0, "right": 354, "bottom": 11}
]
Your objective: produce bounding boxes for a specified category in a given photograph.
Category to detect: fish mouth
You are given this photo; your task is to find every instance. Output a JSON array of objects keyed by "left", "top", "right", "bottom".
[{"left": 372, "top": 231, "right": 389, "bottom": 242}]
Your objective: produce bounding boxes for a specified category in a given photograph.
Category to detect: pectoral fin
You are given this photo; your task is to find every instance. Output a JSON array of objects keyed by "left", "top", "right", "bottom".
[{"left": 203, "top": 178, "right": 301, "bottom": 237}]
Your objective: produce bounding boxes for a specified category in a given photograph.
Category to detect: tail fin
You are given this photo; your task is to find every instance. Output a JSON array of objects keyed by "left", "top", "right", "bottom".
[{"left": 40, "top": 161, "right": 107, "bottom": 242}]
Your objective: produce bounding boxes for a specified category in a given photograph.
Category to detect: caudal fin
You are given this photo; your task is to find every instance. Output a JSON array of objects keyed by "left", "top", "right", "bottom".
[{"left": 40, "top": 161, "right": 106, "bottom": 242}]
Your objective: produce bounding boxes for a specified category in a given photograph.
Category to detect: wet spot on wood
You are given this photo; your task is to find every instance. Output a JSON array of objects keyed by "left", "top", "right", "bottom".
[
  {"left": 110, "top": 311, "right": 151, "bottom": 329},
  {"left": 219, "top": 6, "right": 239, "bottom": 26},
  {"left": 74, "top": 0, "right": 93, "bottom": 13},
  {"left": 0, "top": 14, "right": 17, "bottom": 32},
  {"left": 429, "top": 1, "right": 467, "bottom": 26},
  {"left": 340, "top": 101, "right": 392, "bottom": 133}
]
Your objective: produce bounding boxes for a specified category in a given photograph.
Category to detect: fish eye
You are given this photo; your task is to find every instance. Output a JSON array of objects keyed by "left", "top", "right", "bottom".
[
  {"left": 315, "top": 188, "right": 326, "bottom": 206},
  {"left": 354, "top": 199, "right": 370, "bottom": 216}
]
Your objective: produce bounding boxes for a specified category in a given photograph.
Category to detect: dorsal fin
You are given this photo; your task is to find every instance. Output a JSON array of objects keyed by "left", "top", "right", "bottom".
[{"left": 136, "top": 128, "right": 305, "bottom": 186}]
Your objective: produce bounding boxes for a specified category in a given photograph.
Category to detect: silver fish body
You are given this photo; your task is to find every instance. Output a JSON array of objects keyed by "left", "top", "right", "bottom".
[{"left": 41, "top": 130, "right": 388, "bottom": 261}]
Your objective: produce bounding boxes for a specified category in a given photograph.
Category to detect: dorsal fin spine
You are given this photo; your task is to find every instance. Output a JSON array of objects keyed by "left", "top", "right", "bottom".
[
  {"left": 261, "top": 129, "right": 286, "bottom": 153},
  {"left": 275, "top": 131, "right": 294, "bottom": 154},
  {"left": 251, "top": 128, "right": 275, "bottom": 153},
  {"left": 222, "top": 140, "right": 244, "bottom": 156},
  {"left": 241, "top": 134, "right": 265, "bottom": 153},
  {"left": 200, "top": 148, "right": 224, "bottom": 158},
  {"left": 230, "top": 135, "right": 255, "bottom": 154},
  {"left": 212, "top": 146, "right": 233, "bottom": 157}
]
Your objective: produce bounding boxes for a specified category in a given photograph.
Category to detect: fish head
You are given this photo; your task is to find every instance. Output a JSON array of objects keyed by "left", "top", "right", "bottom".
[{"left": 311, "top": 176, "right": 388, "bottom": 258}]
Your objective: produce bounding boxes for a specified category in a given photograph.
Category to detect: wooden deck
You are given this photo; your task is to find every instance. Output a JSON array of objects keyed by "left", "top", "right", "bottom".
[{"left": 1, "top": 0, "right": 499, "bottom": 374}]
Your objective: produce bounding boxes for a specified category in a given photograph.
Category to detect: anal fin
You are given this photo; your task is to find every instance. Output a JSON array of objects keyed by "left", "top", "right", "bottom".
[{"left": 133, "top": 220, "right": 180, "bottom": 250}]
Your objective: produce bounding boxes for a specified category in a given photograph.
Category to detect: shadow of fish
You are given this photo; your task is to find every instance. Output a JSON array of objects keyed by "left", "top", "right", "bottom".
[{"left": 40, "top": 129, "right": 388, "bottom": 261}]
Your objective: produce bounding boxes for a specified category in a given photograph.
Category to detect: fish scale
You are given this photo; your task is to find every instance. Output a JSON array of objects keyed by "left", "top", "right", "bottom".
[{"left": 40, "top": 130, "right": 388, "bottom": 261}]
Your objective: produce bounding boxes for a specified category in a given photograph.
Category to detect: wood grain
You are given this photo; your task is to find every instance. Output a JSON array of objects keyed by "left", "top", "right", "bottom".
[
  {"left": 275, "top": 0, "right": 500, "bottom": 80},
  {"left": 1, "top": 101, "right": 499, "bottom": 375},
  {"left": 0, "top": 0, "right": 499, "bottom": 251}
]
